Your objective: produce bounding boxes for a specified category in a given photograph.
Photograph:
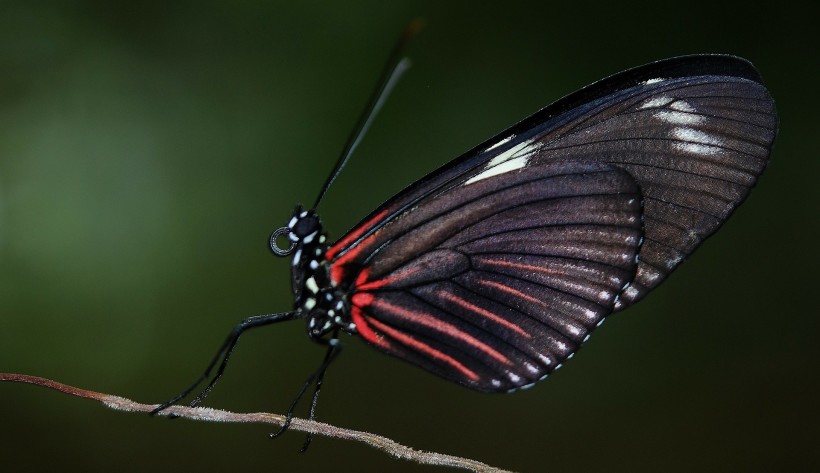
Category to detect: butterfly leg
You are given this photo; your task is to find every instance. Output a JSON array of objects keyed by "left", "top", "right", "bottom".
[
  {"left": 270, "top": 332, "right": 342, "bottom": 449},
  {"left": 151, "top": 311, "right": 296, "bottom": 415}
]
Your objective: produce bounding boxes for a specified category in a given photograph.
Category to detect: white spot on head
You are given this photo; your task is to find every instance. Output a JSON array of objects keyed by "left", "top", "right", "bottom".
[
  {"left": 303, "top": 231, "right": 318, "bottom": 244},
  {"left": 288, "top": 216, "right": 298, "bottom": 229},
  {"left": 299, "top": 211, "right": 308, "bottom": 218}
]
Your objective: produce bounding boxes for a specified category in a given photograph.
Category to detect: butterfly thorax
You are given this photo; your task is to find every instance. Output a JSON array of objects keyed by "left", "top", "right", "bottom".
[{"left": 284, "top": 207, "right": 353, "bottom": 340}]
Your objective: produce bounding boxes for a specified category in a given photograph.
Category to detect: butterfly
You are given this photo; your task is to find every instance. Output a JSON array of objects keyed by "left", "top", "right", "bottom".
[{"left": 154, "top": 47, "right": 777, "bottom": 448}]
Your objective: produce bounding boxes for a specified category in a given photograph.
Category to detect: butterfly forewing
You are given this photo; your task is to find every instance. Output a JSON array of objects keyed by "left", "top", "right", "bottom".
[
  {"left": 329, "top": 56, "right": 776, "bottom": 308},
  {"left": 338, "top": 162, "right": 643, "bottom": 391}
]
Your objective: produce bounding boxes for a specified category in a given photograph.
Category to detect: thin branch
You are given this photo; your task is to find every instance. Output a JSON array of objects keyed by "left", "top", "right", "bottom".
[{"left": 1, "top": 372, "right": 514, "bottom": 473}]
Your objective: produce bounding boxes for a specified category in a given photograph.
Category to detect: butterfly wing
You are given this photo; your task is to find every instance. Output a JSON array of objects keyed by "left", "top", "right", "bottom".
[
  {"left": 343, "top": 161, "right": 644, "bottom": 391},
  {"left": 326, "top": 55, "right": 776, "bottom": 390}
]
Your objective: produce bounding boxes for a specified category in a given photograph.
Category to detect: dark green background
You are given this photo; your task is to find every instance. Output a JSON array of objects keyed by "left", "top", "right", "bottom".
[{"left": 1, "top": 1, "right": 816, "bottom": 472}]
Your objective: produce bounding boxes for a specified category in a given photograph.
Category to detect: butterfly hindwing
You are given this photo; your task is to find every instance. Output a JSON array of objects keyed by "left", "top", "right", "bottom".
[{"left": 345, "top": 161, "right": 643, "bottom": 390}]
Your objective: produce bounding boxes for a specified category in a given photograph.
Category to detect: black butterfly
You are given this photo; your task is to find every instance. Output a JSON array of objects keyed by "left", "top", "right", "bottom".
[{"left": 155, "top": 49, "right": 776, "bottom": 446}]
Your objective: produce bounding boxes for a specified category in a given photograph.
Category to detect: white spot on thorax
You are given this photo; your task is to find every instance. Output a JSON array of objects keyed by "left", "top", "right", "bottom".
[
  {"left": 304, "top": 298, "right": 316, "bottom": 310},
  {"left": 306, "top": 276, "right": 319, "bottom": 294}
]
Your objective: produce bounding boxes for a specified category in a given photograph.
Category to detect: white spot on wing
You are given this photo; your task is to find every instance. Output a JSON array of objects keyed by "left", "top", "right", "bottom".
[
  {"left": 485, "top": 134, "right": 515, "bottom": 151},
  {"left": 673, "top": 127, "right": 722, "bottom": 146},
  {"left": 670, "top": 100, "right": 695, "bottom": 112},
  {"left": 639, "top": 96, "right": 674, "bottom": 109},
  {"left": 654, "top": 110, "right": 704, "bottom": 125},
  {"left": 672, "top": 127, "right": 723, "bottom": 155},
  {"left": 464, "top": 140, "right": 539, "bottom": 185}
]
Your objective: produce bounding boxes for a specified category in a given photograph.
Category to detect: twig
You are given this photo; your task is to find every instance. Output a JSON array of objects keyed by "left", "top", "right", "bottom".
[{"left": 0, "top": 372, "right": 514, "bottom": 473}]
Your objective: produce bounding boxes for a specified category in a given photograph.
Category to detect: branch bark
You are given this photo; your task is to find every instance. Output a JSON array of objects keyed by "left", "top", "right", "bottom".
[{"left": 1, "top": 372, "right": 514, "bottom": 473}]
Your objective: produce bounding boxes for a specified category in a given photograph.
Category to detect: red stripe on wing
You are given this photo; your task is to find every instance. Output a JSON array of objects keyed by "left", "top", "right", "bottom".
[
  {"left": 435, "top": 289, "right": 531, "bottom": 338},
  {"left": 366, "top": 317, "right": 480, "bottom": 382},
  {"left": 352, "top": 292, "right": 510, "bottom": 365},
  {"left": 329, "top": 232, "right": 377, "bottom": 285},
  {"left": 325, "top": 209, "right": 389, "bottom": 260},
  {"left": 354, "top": 266, "right": 423, "bottom": 292},
  {"left": 478, "top": 279, "right": 543, "bottom": 305},
  {"left": 351, "top": 305, "right": 391, "bottom": 350}
]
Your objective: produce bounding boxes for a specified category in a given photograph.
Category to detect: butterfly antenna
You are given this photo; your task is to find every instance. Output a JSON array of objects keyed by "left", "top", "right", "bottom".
[{"left": 311, "top": 19, "right": 424, "bottom": 210}]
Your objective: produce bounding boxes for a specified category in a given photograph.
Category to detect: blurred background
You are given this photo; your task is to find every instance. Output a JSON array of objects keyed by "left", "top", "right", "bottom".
[{"left": 1, "top": 1, "right": 816, "bottom": 472}]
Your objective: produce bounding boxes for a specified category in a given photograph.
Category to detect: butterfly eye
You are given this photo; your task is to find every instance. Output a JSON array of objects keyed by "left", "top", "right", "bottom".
[
  {"left": 293, "top": 215, "right": 320, "bottom": 237},
  {"left": 269, "top": 226, "right": 295, "bottom": 256}
]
